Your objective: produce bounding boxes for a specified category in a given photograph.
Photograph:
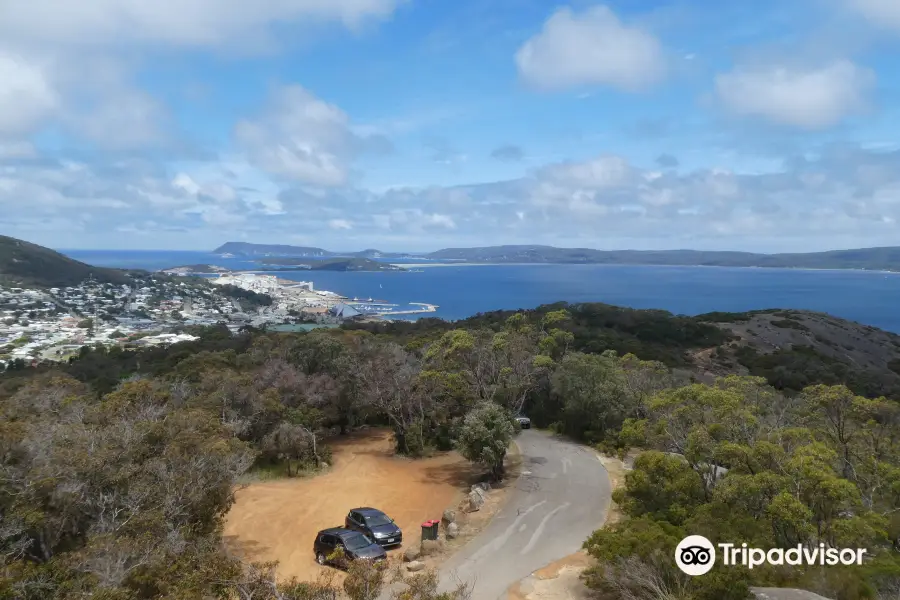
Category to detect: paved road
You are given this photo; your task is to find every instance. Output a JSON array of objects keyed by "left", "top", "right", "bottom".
[{"left": 435, "top": 429, "right": 611, "bottom": 600}]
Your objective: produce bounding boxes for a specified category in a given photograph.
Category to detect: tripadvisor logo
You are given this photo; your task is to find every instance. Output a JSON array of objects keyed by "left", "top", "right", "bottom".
[{"left": 675, "top": 535, "right": 867, "bottom": 576}]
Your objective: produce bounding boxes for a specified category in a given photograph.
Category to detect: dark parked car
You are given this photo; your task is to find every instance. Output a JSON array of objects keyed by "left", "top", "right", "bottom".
[
  {"left": 516, "top": 416, "right": 531, "bottom": 429},
  {"left": 344, "top": 507, "right": 403, "bottom": 547},
  {"left": 313, "top": 527, "right": 386, "bottom": 567}
]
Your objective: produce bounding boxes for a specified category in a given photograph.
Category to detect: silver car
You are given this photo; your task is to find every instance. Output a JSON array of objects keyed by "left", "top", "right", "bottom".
[{"left": 515, "top": 416, "right": 531, "bottom": 429}]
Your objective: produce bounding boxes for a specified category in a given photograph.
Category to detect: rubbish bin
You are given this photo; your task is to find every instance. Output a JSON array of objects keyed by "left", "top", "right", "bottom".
[{"left": 420, "top": 519, "right": 439, "bottom": 541}]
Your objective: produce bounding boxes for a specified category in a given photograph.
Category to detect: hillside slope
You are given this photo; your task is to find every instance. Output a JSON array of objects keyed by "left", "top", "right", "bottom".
[
  {"left": 347, "top": 302, "right": 900, "bottom": 401},
  {"left": 0, "top": 235, "right": 133, "bottom": 288},
  {"left": 696, "top": 309, "right": 900, "bottom": 398}
]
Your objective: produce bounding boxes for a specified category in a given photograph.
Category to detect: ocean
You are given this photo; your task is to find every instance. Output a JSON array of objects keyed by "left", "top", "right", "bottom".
[{"left": 61, "top": 249, "right": 900, "bottom": 333}]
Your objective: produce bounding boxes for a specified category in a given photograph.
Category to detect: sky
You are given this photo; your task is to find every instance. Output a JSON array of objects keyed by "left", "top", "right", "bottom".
[{"left": 2, "top": 0, "right": 900, "bottom": 252}]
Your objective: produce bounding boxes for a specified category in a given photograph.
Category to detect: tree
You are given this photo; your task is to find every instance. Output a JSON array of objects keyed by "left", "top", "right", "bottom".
[
  {"left": 354, "top": 341, "right": 427, "bottom": 455},
  {"left": 390, "top": 567, "right": 471, "bottom": 600},
  {"left": 550, "top": 351, "right": 630, "bottom": 442},
  {"left": 261, "top": 422, "right": 320, "bottom": 476},
  {"left": 455, "top": 402, "right": 517, "bottom": 480},
  {"left": 0, "top": 378, "right": 256, "bottom": 597},
  {"left": 344, "top": 555, "right": 387, "bottom": 600}
]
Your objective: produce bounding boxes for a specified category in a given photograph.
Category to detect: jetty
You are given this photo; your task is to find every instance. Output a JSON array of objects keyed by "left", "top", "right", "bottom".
[{"left": 384, "top": 303, "right": 438, "bottom": 315}]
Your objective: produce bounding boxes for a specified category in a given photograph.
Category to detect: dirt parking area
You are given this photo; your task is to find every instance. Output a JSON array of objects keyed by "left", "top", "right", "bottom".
[{"left": 224, "top": 429, "right": 479, "bottom": 581}]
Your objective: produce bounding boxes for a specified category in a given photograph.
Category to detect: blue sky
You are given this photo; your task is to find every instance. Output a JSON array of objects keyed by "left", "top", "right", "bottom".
[{"left": 1, "top": 0, "right": 900, "bottom": 252}]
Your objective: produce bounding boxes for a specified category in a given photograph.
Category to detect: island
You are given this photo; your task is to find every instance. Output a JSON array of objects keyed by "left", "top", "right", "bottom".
[
  {"left": 210, "top": 242, "right": 900, "bottom": 272},
  {"left": 163, "top": 258, "right": 407, "bottom": 274},
  {"left": 256, "top": 258, "right": 407, "bottom": 272}
]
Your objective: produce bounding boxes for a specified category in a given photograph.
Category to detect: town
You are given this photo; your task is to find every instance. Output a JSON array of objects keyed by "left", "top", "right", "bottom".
[{"left": 0, "top": 272, "right": 361, "bottom": 370}]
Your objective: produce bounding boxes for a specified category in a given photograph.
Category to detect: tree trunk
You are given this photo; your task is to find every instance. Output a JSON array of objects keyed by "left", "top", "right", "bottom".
[{"left": 394, "top": 429, "right": 409, "bottom": 455}]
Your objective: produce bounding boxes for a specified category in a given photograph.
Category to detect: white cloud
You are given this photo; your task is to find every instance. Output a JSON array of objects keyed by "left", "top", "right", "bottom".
[
  {"left": 8, "top": 144, "right": 900, "bottom": 251},
  {"left": 0, "top": 0, "right": 404, "bottom": 50},
  {"left": 64, "top": 86, "right": 171, "bottom": 150},
  {"left": 515, "top": 5, "right": 665, "bottom": 92},
  {"left": 538, "top": 155, "right": 633, "bottom": 188},
  {"left": 235, "top": 85, "right": 366, "bottom": 186},
  {"left": 329, "top": 219, "right": 353, "bottom": 230},
  {"left": 0, "top": 0, "right": 405, "bottom": 147},
  {"left": 848, "top": 0, "right": 900, "bottom": 31},
  {"left": 0, "top": 52, "right": 59, "bottom": 137},
  {"left": 424, "top": 213, "right": 456, "bottom": 229},
  {"left": 715, "top": 61, "right": 875, "bottom": 129}
]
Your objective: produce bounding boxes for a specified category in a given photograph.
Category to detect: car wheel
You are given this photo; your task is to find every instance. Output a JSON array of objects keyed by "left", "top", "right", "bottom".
[{"left": 316, "top": 552, "right": 327, "bottom": 565}]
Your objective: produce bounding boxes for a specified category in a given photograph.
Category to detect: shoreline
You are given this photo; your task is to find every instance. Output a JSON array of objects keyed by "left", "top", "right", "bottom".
[
  {"left": 390, "top": 262, "right": 900, "bottom": 274},
  {"left": 167, "top": 264, "right": 900, "bottom": 276}
]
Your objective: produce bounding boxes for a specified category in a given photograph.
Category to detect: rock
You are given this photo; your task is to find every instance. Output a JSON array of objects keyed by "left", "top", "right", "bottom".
[
  {"left": 466, "top": 489, "right": 485, "bottom": 512},
  {"left": 442, "top": 508, "right": 457, "bottom": 524},
  {"left": 406, "top": 560, "right": 425, "bottom": 572},
  {"left": 472, "top": 482, "right": 492, "bottom": 493},
  {"left": 403, "top": 545, "right": 421, "bottom": 562},
  {"left": 446, "top": 522, "right": 460, "bottom": 539}
]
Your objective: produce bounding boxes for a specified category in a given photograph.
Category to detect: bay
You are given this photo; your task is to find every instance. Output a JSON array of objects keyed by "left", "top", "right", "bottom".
[{"left": 61, "top": 249, "right": 900, "bottom": 333}]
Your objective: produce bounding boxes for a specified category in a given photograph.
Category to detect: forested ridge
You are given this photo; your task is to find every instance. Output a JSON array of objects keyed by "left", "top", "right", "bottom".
[{"left": 1, "top": 302, "right": 898, "bottom": 599}]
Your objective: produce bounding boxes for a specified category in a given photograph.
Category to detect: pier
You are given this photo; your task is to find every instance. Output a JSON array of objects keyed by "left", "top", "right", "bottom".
[{"left": 381, "top": 303, "right": 439, "bottom": 315}]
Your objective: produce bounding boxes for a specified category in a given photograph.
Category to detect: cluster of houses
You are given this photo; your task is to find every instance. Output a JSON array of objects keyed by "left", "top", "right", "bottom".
[
  {"left": 0, "top": 278, "right": 239, "bottom": 369},
  {"left": 0, "top": 272, "right": 372, "bottom": 371}
]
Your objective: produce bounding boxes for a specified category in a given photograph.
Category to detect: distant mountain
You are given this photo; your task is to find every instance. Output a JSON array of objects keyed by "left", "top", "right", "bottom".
[
  {"left": 212, "top": 242, "right": 412, "bottom": 260},
  {"left": 214, "top": 242, "right": 334, "bottom": 257},
  {"left": 0, "top": 235, "right": 136, "bottom": 288},
  {"left": 212, "top": 242, "right": 900, "bottom": 271},
  {"left": 427, "top": 245, "right": 900, "bottom": 270}
]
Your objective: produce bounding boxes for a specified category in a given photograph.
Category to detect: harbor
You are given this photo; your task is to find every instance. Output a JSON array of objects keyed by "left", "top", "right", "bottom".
[
  {"left": 205, "top": 273, "right": 438, "bottom": 321},
  {"left": 346, "top": 300, "right": 439, "bottom": 316}
]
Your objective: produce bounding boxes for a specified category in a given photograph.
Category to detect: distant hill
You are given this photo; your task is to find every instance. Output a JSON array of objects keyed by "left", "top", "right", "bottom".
[
  {"left": 348, "top": 302, "right": 900, "bottom": 401},
  {"left": 213, "top": 242, "right": 900, "bottom": 271},
  {"left": 0, "top": 235, "right": 135, "bottom": 288},
  {"left": 213, "top": 242, "right": 412, "bottom": 260},
  {"left": 426, "top": 245, "right": 900, "bottom": 270},
  {"left": 687, "top": 308, "right": 900, "bottom": 399}
]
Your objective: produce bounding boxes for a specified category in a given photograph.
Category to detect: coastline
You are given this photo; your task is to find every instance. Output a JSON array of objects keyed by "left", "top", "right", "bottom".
[{"left": 391, "top": 262, "right": 900, "bottom": 274}]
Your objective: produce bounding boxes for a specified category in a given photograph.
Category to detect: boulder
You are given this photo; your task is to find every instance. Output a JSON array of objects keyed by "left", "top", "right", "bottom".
[
  {"left": 446, "top": 522, "right": 460, "bottom": 539},
  {"left": 442, "top": 508, "right": 457, "bottom": 525},
  {"left": 421, "top": 538, "right": 445, "bottom": 556},
  {"left": 403, "top": 545, "right": 421, "bottom": 562},
  {"left": 406, "top": 560, "right": 425, "bottom": 572},
  {"left": 472, "top": 482, "right": 492, "bottom": 493},
  {"left": 466, "top": 489, "right": 485, "bottom": 512}
]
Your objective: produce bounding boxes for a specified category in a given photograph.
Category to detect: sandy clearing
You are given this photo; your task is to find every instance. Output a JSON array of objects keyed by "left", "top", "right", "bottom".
[{"left": 223, "top": 429, "right": 479, "bottom": 582}]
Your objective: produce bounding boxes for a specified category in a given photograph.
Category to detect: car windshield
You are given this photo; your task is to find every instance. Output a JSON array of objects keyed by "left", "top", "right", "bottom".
[
  {"left": 365, "top": 514, "right": 393, "bottom": 527},
  {"left": 344, "top": 534, "right": 373, "bottom": 550}
]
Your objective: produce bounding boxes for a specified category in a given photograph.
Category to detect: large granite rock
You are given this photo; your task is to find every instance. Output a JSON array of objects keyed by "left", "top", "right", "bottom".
[
  {"left": 446, "top": 522, "right": 460, "bottom": 539},
  {"left": 406, "top": 560, "right": 425, "bottom": 572},
  {"left": 403, "top": 545, "right": 421, "bottom": 562}
]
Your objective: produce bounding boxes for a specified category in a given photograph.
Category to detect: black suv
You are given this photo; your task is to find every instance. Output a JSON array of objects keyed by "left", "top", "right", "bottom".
[
  {"left": 313, "top": 527, "right": 386, "bottom": 567},
  {"left": 344, "top": 507, "right": 403, "bottom": 547}
]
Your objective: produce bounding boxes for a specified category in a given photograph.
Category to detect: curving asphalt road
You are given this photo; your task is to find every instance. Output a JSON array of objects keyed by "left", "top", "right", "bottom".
[{"left": 434, "top": 429, "right": 611, "bottom": 600}]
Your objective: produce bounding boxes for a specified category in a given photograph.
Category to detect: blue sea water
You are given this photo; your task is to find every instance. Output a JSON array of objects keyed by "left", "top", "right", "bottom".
[{"left": 61, "top": 250, "right": 900, "bottom": 333}]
